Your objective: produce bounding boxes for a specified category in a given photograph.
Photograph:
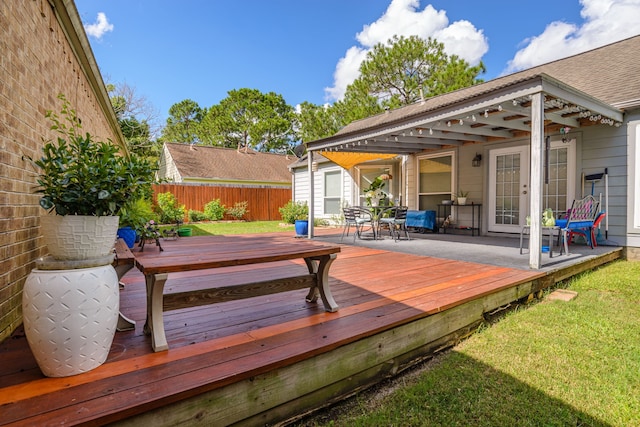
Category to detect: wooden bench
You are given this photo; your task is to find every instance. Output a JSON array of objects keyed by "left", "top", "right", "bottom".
[
  {"left": 113, "top": 238, "right": 137, "bottom": 331},
  {"left": 132, "top": 235, "right": 341, "bottom": 352}
]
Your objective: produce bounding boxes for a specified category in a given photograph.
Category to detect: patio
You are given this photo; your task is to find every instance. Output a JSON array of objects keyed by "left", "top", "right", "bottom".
[
  {"left": 314, "top": 226, "right": 622, "bottom": 272},
  {"left": 0, "top": 231, "right": 621, "bottom": 426}
]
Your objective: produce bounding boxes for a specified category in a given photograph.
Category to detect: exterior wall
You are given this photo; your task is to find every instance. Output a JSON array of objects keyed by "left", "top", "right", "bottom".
[
  {"left": 580, "top": 120, "right": 628, "bottom": 246},
  {"left": 292, "top": 163, "right": 354, "bottom": 222},
  {"left": 157, "top": 144, "right": 182, "bottom": 182},
  {"left": 0, "top": 1, "right": 121, "bottom": 341},
  {"left": 625, "top": 110, "right": 640, "bottom": 256}
]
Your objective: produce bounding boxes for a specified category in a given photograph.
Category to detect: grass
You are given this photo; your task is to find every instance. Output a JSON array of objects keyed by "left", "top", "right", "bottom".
[
  {"left": 295, "top": 260, "right": 640, "bottom": 427},
  {"left": 164, "top": 220, "right": 294, "bottom": 236}
]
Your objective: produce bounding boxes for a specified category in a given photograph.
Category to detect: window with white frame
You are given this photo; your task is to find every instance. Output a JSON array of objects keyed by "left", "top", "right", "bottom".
[
  {"left": 323, "top": 170, "right": 341, "bottom": 215},
  {"left": 417, "top": 152, "right": 455, "bottom": 211}
]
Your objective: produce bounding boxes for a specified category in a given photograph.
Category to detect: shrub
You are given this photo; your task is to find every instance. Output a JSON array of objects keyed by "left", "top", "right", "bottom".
[
  {"left": 226, "top": 201, "right": 249, "bottom": 220},
  {"left": 120, "top": 197, "right": 156, "bottom": 230},
  {"left": 156, "top": 192, "right": 186, "bottom": 224},
  {"left": 188, "top": 209, "right": 208, "bottom": 222},
  {"left": 279, "top": 200, "right": 308, "bottom": 224},
  {"left": 204, "top": 199, "right": 226, "bottom": 221}
]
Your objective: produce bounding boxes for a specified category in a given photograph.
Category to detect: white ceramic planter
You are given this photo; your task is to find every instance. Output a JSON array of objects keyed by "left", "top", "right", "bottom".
[
  {"left": 22, "top": 264, "right": 119, "bottom": 377},
  {"left": 40, "top": 215, "right": 119, "bottom": 260}
]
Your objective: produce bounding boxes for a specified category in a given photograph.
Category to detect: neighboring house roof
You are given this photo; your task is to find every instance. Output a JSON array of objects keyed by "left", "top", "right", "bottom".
[
  {"left": 308, "top": 35, "right": 640, "bottom": 154},
  {"left": 162, "top": 143, "right": 293, "bottom": 185}
]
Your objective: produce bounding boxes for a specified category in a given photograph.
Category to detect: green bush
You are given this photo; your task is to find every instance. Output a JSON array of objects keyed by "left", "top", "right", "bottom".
[
  {"left": 120, "top": 197, "right": 156, "bottom": 229},
  {"left": 204, "top": 199, "right": 226, "bottom": 221},
  {"left": 188, "top": 209, "right": 208, "bottom": 222},
  {"left": 278, "top": 200, "right": 308, "bottom": 224},
  {"left": 156, "top": 192, "right": 186, "bottom": 224},
  {"left": 226, "top": 201, "right": 249, "bottom": 220}
]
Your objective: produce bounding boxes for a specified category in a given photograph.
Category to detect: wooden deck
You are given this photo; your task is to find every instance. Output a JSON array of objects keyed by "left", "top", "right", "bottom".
[{"left": 0, "top": 235, "right": 620, "bottom": 426}]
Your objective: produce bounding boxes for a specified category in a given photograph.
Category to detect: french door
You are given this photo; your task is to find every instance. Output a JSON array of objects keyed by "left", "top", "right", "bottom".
[
  {"left": 488, "top": 146, "right": 529, "bottom": 232},
  {"left": 488, "top": 141, "right": 575, "bottom": 233}
]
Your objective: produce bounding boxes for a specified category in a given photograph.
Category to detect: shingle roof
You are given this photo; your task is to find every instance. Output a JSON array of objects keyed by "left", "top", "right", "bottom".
[
  {"left": 334, "top": 35, "right": 640, "bottom": 138},
  {"left": 164, "top": 143, "right": 293, "bottom": 184}
]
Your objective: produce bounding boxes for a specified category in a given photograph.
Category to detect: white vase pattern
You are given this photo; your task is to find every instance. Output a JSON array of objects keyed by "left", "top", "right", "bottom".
[
  {"left": 39, "top": 215, "right": 119, "bottom": 260},
  {"left": 22, "top": 265, "right": 119, "bottom": 377}
]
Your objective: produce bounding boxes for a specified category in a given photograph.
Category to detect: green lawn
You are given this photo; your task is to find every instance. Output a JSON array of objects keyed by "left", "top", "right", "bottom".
[
  {"left": 295, "top": 260, "right": 640, "bottom": 426},
  {"left": 169, "top": 222, "right": 639, "bottom": 425},
  {"left": 163, "top": 220, "right": 294, "bottom": 236}
]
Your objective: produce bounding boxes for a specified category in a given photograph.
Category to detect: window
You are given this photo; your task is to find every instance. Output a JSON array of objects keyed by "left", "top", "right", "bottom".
[
  {"left": 358, "top": 166, "right": 395, "bottom": 204},
  {"left": 417, "top": 153, "right": 454, "bottom": 210},
  {"left": 324, "top": 170, "right": 341, "bottom": 215}
]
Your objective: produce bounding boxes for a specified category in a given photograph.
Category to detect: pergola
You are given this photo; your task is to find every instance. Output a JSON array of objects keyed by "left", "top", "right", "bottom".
[{"left": 305, "top": 73, "right": 623, "bottom": 269}]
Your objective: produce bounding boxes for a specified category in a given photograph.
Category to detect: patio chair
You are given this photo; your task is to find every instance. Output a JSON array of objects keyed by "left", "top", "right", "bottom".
[
  {"left": 378, "top": 206, "right": 410, "bottom": 241},
  {"left": 560, "top": 195, "right": 600, "bottom": 255},
  {"left": 341, "top": 207, "right": 373, "bottom": 241},
  {"left": 567, "top": 211, "right": 605, "bottom": 248}
]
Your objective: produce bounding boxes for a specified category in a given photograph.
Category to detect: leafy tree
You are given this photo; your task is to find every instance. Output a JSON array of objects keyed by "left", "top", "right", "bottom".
[
  {"left": 199, "top": 88, "right": 296, "bottom": 153},
  {"left": 160, "top": 99, "right": 203, "bottom": 144},
  {"left": 345, "top": 35, "right": 485, "bottom": 110},
  {"left": 296, "top": 101, "right": 341, "bottom": 143},
  {"left": 107, "top": 82, "right": 163, "bottom": 164}
]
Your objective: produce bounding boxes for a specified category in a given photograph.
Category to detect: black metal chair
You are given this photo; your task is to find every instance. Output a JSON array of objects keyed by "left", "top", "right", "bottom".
[
  {"left": 378, "top": 206, "right": 410, "bottom": 241},
  {"left": 341, "top": 207, "right": 374, "bottom": 241},
  {"left": 341, "top": 207, "right": 357, "bottom": 241}
]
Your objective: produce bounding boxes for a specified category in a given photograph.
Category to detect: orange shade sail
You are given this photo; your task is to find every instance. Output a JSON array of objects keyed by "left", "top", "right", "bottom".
[{"left": 320, "top": 151, "right": 397, "bottom": 170}]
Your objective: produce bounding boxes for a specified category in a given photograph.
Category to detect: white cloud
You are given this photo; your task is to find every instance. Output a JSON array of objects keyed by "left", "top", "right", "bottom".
[
  {"left": 504, "top": 0, "right": 640, "bottom": 74},
  {"left": 84, "top": 12, "right": 114, "bottom": 40},
  {"left": 324, "top": 0, "right": 487, "bottom": 102}
]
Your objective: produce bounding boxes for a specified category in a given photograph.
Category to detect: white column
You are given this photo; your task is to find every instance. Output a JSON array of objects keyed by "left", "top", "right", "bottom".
[
  {"left": 529, "top": 92, "right": 544, "bottom": 269},
  {"left": 307, "top": 150, "right": 315, "bottom": 238}
]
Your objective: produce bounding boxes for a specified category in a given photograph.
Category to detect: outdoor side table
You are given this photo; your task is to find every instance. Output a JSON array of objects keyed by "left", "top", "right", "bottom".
[{"left": 520, "top": 225, "right": 560, "bottom": 258}]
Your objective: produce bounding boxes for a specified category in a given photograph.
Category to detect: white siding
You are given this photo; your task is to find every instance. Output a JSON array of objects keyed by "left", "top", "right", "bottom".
[
  {"left": 292, "top": 163, "right": 354, "bottom": 222},
  {"left": 626, "top": 111, "right": 640, "bottom": 247}
]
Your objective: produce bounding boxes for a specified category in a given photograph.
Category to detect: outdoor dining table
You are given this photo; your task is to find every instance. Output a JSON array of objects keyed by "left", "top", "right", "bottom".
[
  {"left": 133, "top": 235, "right": 341, "bottom": 351},
  {"left": 356, "top": 205, "right": 395, "bottom": 240}
]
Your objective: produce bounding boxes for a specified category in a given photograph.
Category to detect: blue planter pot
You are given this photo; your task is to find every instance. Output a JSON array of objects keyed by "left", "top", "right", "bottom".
[
  {"left": 294, "top": 220, "right": 309, "bottom": 236},
  {"left": 116, "top": 226, "right": 136, "bottom": 249}
]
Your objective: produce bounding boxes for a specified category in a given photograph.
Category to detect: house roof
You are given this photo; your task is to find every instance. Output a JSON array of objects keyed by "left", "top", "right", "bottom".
[
  {"left": 307, "top": 35, "right": 640, "bottom": 155},
  {"left": 164, "top": 143, "right": 293, "bottom": 184}
]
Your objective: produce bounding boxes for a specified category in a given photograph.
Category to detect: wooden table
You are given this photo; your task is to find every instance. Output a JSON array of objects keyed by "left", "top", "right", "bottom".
[{"left": 133, "top": 235, "right": 341, "bottom": 352}]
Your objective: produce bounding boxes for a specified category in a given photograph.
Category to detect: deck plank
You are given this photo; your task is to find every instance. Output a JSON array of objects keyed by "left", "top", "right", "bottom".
[{"left": 0, "top": 241, "right": 547, "bottom": 426}]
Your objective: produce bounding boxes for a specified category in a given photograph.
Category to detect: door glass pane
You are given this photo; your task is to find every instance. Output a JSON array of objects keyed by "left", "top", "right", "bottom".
[
  {"left": 544, "top": 146, "right": 568, "bottom": 217},
  {"left": 495, "top": 153, "right": 520, "bottom": 226}
]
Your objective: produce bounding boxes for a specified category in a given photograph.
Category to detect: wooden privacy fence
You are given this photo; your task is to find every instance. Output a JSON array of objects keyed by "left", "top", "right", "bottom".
[{"left": 153, "top": 184, "right": 293, "bottom": 222}]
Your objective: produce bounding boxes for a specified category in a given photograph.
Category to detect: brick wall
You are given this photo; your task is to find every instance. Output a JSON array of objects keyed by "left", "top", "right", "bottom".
[{"left": 0, "top": 1, "right": 120, "bottom": 341}]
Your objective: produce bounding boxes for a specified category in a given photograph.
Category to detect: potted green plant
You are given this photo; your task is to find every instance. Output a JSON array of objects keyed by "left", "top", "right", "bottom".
[
  {"left": 279, "top": 200, "right": 309, "bottom": 236},
  {"left": 457, "top": 189, "right": 469, "bottom": 205},
  {"left": 118, "top": 198, "right": 154, "bottom": 248},
  {"left": 21, "top": 94, "right": 156, "bottom": 377},
  {"left": 25, "top": 94, "right": 156, "bottom": 260}
]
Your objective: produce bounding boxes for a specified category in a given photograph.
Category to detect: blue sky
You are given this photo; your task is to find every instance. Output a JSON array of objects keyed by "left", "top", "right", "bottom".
[{"left": 75, "top": 0, "right": 640, "bottom": 125}]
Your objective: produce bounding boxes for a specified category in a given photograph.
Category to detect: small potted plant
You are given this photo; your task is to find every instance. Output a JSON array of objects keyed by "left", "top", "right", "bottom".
[{"left": 457, "top": 189, "right": 469, "bottom": 205}]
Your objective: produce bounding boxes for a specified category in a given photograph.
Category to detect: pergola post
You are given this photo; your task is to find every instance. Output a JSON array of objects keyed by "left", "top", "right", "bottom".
[
  {"left": 307, "top": 150, "right": 315, "bottom": 239},
  {"left": 529, "top": 92, "right": 544, "bottom": 269}
]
